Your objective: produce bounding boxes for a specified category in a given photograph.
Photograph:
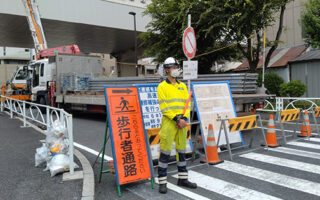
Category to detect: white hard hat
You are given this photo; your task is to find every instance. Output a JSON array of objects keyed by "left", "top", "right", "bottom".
[{"left": 163, "top": 57, "right": 179, "bottom": 68}]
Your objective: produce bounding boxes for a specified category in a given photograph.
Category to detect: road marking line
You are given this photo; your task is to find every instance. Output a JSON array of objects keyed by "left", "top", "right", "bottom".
[
  {"left": 288, "top": 141, "right": 320, "bottom": 150},
  {"left": 269, "top": 147, "right": 320, "bottom": 160},
  {"left": 305, "top": 138, "right": 320, "bottom": 143},
  {"left": 258, "top": 126, "right": 318, "bottom": 135},
  {"left": 126, "top": 182, "right": 190, "bottom": 200},
  {"left": 215, "top": 161, "right": 320, "bottom": 196},
  {"left": 240, "top": 153, "right": 320, "bottom": 174},
  {"left": 154, "top": 178, "right": 210, "bottom": 200},
  {"left": 172, "top": 171, "right": 280, "bottom": 200},
  {"left": 73, "top": 142, "right": 113, "bottom": 161}
]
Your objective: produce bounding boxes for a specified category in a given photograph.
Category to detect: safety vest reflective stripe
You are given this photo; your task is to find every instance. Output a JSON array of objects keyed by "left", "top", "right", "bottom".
[
  {"left": 159, "top": 98, "right": 188, "bottom": 104},
  {"left": 161, "top": 106, "right": 190, "bottom": 113}
]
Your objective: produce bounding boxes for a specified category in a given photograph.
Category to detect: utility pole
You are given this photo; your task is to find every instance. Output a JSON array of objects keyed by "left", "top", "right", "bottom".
[{"left": 129, "top": 11, "right": 138, "bottom": 76}]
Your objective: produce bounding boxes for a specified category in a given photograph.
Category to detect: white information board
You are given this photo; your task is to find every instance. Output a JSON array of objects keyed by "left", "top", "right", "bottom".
[
  {"left": 136, "top": 84, "right": 193, "bottom": 160},
  {"left": 183, "top": 61, "right": 198, "bottom": 80},
  {"left": 192, "top": 82, "right": 243, "bottom": 146},
  {"left": 138, "top": 85, "right": 162, "bottom": 129}
]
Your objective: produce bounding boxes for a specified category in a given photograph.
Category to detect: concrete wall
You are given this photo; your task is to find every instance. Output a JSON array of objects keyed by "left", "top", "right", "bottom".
[
  {"left": 0, "top": 64, "right": 20, "bottom": 85},
  {"left": 290, "top": 61, "right": 320, "bottom": 97},
  {"left": 266, "top": 0, "right": 306, "bottom": 47}
]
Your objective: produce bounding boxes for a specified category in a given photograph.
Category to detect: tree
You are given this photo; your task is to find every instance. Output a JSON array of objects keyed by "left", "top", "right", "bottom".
[
  {"left": 202, "top": 0, "right": 293, "bottom": 72},
  {"left": 139, "top": 0, "right": 239, "bottom": 74},
  {"left": 301, "top": 0, "right": 320, "bottom": 48},
  {"left": 140, "top": 0, "right": 292, "bottom": 73},
  {"left": 264, "top": 72, "right": 284, "bottom": 96}
]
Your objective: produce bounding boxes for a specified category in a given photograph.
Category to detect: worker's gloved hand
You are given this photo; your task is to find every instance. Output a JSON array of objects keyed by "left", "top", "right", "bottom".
[
  {"left": 177, "top": 119, "right": 187, "bottom": 129},
  {"left": 174, "top": 115, "right": 187, "bottom": 129}
]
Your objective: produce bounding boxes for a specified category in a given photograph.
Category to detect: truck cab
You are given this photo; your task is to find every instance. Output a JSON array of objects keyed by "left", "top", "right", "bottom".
[
  {"left": 29, "top": 59, "right": 55, "bottom": 104},
  {"left": 10, "top": 65, "right": 32, "bottom": 89}
]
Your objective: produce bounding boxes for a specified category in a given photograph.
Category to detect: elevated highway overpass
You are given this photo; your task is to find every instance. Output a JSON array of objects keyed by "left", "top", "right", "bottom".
[{"left": 0, "top": 0, "right": 151, "bottom": 61}]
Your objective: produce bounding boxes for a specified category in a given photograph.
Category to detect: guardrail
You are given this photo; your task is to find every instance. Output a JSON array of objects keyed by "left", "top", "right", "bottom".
[
  {"left": 258, "top": 97, "right": 320, "bottom": 113},
  {"left": 0, "top": 95, "right": 74, "bottom": 174},
  {"left": 89, "top": 73, "right": 258, "bottom": 94}
]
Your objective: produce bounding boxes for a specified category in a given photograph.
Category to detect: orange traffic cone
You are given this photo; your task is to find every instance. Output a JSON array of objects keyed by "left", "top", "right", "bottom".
[
  {"left": 299, "top": 110, "right": 313, "bottom": 137},
  {"left": 265, "top": 114, "right": 279, "bottom": 147},
  {"left": 200, "top": 124, "right": 224, "bottom": 165}
]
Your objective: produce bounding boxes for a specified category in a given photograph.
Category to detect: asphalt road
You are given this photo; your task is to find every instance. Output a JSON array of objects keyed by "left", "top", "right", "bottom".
[
  {"left": 0, "top": 113, "right": 82, "bottom": 200},
  {"left": 71, "top": 111, "right": 320, "bottom": 200}
]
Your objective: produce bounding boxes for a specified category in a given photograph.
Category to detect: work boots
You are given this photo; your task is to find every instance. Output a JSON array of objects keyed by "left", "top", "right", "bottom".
[
  {"left": 177, "top": 179, "right": 197, "bottom": 189},
  {"left": 159, "top": 184, "right": 167, "bottom": 194}
]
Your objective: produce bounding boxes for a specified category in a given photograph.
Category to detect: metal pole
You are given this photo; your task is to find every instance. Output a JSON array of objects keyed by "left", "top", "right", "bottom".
[
  {"left": 46, "top": 106, "right": 50, "bottom": 130},
  {"left": 10, "top": 99, "right": 13, "bottom": 118},
  {"left": 187, "top": 14, "right": 191, "bottom": 93},
  {"left": 278, "top": 111, "right": 287, "bottom": 144},
  {"left": 0, "top": 96, "right": 3, "bottom": 112},
  {"left": 262, "top": 28, "right": 266, "bottom": 89},
  {"left": 312, "top": 111, "right": 320, "bottom": 136},
  {"left": 129, "top": 12, "right": 138, "bottom": 76},
  {"left": 134, "top": 14, "right": 138, "bottom": 76},
  {"left": 23, "top": 101, "right": 26, "bottom": 127},
  {"left": 222, "top": 120, "right": 233, "bottom": 160},
  {"left": 258, "top": 115, "right": 268, "bottom": 150},
  {"left": 60, "top": 109, "right": 64, "bottom": 125},
  {"left": 67, "top": 114, "right": 74, "bottom": 174}
]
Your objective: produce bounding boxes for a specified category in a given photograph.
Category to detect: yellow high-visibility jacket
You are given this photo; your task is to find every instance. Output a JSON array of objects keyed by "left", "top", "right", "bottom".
[{"left": 157, "top": 78, "right": 191, "bottom": 121}]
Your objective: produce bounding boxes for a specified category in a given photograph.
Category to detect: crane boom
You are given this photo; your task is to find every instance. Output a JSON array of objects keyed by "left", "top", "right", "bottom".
[{"left": 22, "top": 0, "right": 47, "bottom": 53}]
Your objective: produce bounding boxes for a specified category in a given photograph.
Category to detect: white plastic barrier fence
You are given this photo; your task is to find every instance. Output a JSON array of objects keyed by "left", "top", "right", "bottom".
[
  {"left": 0, "top": 95, "right": 74, "bottom": 174},
  {"left": 258, "top": 97, "right": 320, "bottom": 113}
]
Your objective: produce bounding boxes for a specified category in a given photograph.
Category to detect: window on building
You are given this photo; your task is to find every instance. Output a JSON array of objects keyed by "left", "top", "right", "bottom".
[
  {"left": 146, "top": 69, "right": 154, "bottom": 74},
  {"left": 4, "top": 59, "right": 28, "bottom": 65}
]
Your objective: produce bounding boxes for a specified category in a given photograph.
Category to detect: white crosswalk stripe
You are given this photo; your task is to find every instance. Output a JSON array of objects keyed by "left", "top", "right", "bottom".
[
  {"left": 154, "top": 177, "right": 210, "bottom": 200},
  {"left": 240, "top": 152, "right": 320, "bottom": 174},
  {"left": 215, "top": 160, "right": 320, "bottom": 196},
  {"left": 288, "top": 141, "right": 320, "bottom": 149},
  {"left": 305, "top": 138, "right": 320, "bottom": 143},
  {"left": 145, "top": 140, "right": 320, "bottom": 199},
  {"left": 172, "top": 170, "right": 281, "bottom": 200},
  {"left": 268, "top": 147, "right": 320, "bottom": 160}
]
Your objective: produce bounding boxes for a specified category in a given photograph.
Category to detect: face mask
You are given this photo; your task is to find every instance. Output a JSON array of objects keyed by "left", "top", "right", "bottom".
[{"left": 171, "top": 69, "right": 181, "bottom": 77}]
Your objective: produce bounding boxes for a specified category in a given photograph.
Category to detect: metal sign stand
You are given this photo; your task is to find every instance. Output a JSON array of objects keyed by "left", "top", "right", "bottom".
[
  {"left": 98, "top": 118, "right": 111, "bottom": 183},
  {"left": 278, "top": 109, "right": 311, "bottom": 143},
  {"left": 311, "top": 110, "right": 320, "bottom": 136},
  {"left": 216, "top": 114, "right": 268, "bottom": 161}
]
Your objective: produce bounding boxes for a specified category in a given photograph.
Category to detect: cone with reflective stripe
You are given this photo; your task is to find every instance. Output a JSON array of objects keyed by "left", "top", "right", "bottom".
[
  {"left": 299, "top": 110, "right": 312, "bottom": 137},
  {"left": 265, "top": 114, "right": 279, "bottom": 147},
  {"left": 200, "top": 124, "right": 224, "bottom": 165}
]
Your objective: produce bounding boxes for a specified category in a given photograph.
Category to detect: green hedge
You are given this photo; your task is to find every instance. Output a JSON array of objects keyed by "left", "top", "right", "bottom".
[{"left": 280, "top": 80, "right": 306, "bottom": 97}]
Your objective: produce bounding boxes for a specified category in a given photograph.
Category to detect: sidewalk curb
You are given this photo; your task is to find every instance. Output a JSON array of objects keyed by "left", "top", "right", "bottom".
[
  {"left": 5, "top": 113, "right": 95, "bottom": 200},
  {"left": 74, "top": 149, "right": 95, "bottom": 200}
]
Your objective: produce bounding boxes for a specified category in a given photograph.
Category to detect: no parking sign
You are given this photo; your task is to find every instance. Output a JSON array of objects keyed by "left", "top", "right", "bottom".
[{"left": 182, "top": 26, "right": 197, "bottom": 59}]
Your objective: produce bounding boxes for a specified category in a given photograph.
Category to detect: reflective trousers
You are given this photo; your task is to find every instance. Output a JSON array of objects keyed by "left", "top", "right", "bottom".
[{"left": 158, "top": 116, "right": 188, "bottom": 185}]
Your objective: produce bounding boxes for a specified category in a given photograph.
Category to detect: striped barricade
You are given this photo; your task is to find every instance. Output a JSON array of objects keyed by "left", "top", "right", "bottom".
[
  {"left": 313, "top": 107, "right": 320, "bottom": 118},
  {"left": 216, "top": 114, "right": 267, "bottom": 160},
  {"left": 280, "top": 108, "right": 300, "bottom": 122},
  {"left": 277, "top": 109, "right": 302, "bottom": 144}
]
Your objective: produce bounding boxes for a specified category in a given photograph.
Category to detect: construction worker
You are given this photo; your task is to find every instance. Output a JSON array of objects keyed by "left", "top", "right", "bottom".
[{"left": 157, "top": 57, "right": 197, "bottom": 194}]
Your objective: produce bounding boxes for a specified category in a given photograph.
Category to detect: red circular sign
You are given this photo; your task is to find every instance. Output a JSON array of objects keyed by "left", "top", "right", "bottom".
[{"left": 182, "top": 27, "right": 197, "bottom": 59}]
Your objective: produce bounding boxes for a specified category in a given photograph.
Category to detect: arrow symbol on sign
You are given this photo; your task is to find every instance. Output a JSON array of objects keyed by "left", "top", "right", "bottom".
[{"left": 112, "top": 89, "right": 133, "bottom": 94}]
